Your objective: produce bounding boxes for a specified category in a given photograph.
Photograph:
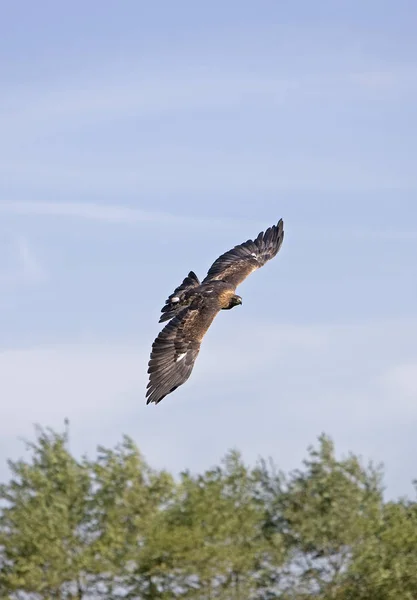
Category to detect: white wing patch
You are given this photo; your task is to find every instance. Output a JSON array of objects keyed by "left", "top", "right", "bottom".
[
  {"left": 251, "top": 252, "right": 257, "bottom": 258},
  {"left": 175, "top": 352, "right": 187, "bottom": 362},
  {"left": 171, "top": 296, "right": 180, "bottom": 303}
]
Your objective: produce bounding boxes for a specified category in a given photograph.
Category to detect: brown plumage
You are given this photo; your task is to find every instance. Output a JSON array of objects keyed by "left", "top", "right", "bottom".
[{"left": 146, "top": 219, "right": 284, "bottom": 405}]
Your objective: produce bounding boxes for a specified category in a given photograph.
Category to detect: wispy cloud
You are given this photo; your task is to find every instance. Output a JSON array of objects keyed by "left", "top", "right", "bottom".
[
  {"left": 1, "top": 201, "right": 416, "bottom": 244},
  {"left": 2, "top": 63, "right": 416, "bottom": 196},
  {"left": 2, "top": 74, "right": 293, "bottom": 126},
  {"left": 16, "top": 237, "right": 46, "bottom": 283},
  {"left": 3, "top": 66, "right": 415, "bottom": 133},
  {"left": 0, "top": 201, "right": 285, "bottom": 234},
  {"left": 0, "top": 201, "right": 244, "bottom": 229},
  {"left": 352, "top": 228, "right": 417, "bottom": 241},
  {"left": 1, "top": 147, "right": 415, "bottom": 194},
  {"left": 0, "top": 201, "right": 190, "bottom": 224},
  {"left": 0, "top": 236, "right": 46, "bottom": 288},
  {"left": 347, "top": 67, "right": 417, "bottom": 91}
]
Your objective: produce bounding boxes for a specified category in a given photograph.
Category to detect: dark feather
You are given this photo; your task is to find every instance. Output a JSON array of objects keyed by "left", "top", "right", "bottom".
[
  {"left": 159, "top": 271, "right": 200, "bottom": 323},
  {"left": 202, "top": 219, "right": 284, "bottom": 288},
  {"left": 147, "top": 299, "right": 220, "bottom": 405}
]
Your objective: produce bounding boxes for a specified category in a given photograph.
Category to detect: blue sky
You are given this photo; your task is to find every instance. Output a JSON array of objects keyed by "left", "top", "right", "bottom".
[{"left": 1, "top": 0, "right": 416, "bottom": 498}]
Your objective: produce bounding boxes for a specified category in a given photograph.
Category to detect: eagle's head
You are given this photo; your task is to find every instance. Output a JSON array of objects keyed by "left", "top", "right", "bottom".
[{"left": 228, "top": 294, "right": 242, "bottom": 309}]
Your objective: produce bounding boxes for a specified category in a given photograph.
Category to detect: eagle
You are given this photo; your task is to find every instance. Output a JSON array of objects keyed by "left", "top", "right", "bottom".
[{"left": 146, "top": 219, "right": 284, "bottom": 405}]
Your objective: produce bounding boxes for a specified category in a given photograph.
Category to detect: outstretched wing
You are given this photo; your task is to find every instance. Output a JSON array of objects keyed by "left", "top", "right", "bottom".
[
  {"left": 146, "top": 298, "right": 220, "bottom": 405},
  {"left": 202, "top": 219, "right": 284, "bottom": 288},
  {"left": 159, "top": 271, "right": 200, "bottom": 323}
]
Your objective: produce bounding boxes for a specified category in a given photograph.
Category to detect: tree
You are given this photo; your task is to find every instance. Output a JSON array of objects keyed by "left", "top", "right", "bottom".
[
  {"left": 148, "top": 449, "right": 287, "bottom": 599},
  {"left": 255, "top": 434, "right": 384, "bottom": 599},
  {"left": 0, "top": 423, "right": 92, "bottom": 599},
  {"left": 1, "top": 424, "right": 416, "bottom": 600},
  {"left": 86, "top": 435, "right": 175, "bottom": 599},
  {"left": 345, "top": 495, "right": 417, "bottom": 599}
]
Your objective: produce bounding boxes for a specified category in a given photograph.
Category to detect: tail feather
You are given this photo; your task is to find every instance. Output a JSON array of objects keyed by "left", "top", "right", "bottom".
[{"left": 159, "top": 271, "right": 200, "bottom": 323}]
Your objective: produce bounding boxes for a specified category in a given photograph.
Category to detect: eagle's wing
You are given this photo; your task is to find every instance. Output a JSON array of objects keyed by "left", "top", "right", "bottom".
[
  {"left": 146, "top": 299, "right": 220, "bottom": 405},
  {"left": 159, "top": 271, "right": 200, "bottom": 323},
  {"left": 202, "top": 219, "right": 284, "bottom": 289}
]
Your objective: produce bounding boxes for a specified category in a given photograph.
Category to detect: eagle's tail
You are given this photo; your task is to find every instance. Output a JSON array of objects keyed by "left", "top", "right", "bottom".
[{"left": 159, "top": 271, "right": 200, "bottom": 323}]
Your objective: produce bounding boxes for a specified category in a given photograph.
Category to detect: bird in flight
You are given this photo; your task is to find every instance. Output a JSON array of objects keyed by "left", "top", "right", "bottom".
[{"left": 146, "top": 219, "right": 285, "bottom": 405}]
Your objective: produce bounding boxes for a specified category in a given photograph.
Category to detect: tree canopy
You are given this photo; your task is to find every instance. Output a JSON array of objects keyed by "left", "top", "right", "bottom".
[{"left": 0, "top": 424, "right": 416, "bottom": 599}]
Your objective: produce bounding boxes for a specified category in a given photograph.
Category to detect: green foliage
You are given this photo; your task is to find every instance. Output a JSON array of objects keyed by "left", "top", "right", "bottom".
[
  {"left": 0, "top": 423, "right": 91, "bottom": 598},
  {"left": 86, "top": 436, "right": 175, "bottom": 598},
  {"left": 0, "top": 425, "right": 416, "bottom": 600},
  {"left": 259, "top": 434, "right": 384, "bottom": 598},
  {"left": 150, "top": 449, "right": 287, "bottom": 598},
  {"left": 346, "top": 498, "right": 417, "bottom": 599}
]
